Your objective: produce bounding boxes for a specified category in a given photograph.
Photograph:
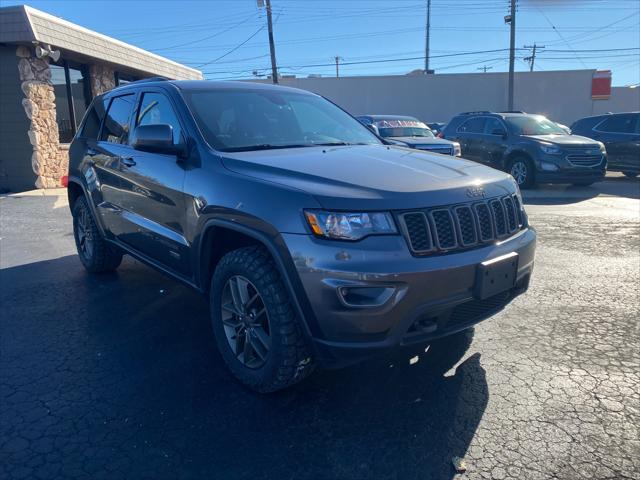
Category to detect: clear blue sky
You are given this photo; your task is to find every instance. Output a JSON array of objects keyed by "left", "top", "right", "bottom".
[{"left": 4, "top": 0, "right": 639, "bottom": 85}]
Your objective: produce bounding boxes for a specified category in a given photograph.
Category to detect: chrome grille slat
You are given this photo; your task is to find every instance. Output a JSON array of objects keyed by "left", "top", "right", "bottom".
[
  {"left": 430, "top": 209, "right": 457, "bottom": 249},
  {"left": 473, "top": 203, "right": 494, "bottom": 242},
  {"left": 502, "top": 196, "right": 517, "bottom": 232},
  {"left": 453, "top": 206, "right": 477, "bottom": 246},
  {"left": 567, "top": 154, "right": 602, "bottom": 167},
  {"left": 399, "top": 195, "right": 526, "bottom": 255},
  {"left": 400, "top": 212, "right": 433, "bottom": 253}
]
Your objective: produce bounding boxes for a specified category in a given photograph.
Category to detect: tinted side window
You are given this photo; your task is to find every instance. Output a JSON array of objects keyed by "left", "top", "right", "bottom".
[
  {"left": 136, "top": 93, "right": 182, "bottom": 143},
  {"left": 484, "top": 118, "right": 504, "bottom": 135},
  {"left": 597, "top": 114, "right": 636, "bottom": 134},
  {"left": 80, "top": 99, "right": 107, "bottom": 139},
  {"left": 457, "top": 117, "right": 486, "bottom": 133},
  {"left": 100, "top": 95, "right": 135, "bottom": 144}
]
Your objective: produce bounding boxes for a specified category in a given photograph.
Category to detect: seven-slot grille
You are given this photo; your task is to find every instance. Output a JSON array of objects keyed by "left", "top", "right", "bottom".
[{"left": 399, "top": 194, "right": 525, "bottom": 254}]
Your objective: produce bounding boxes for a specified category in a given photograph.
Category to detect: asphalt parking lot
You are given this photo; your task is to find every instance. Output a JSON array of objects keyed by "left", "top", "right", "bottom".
[{"left": 1, "top": 174, "right": 639, "bottom": 480}]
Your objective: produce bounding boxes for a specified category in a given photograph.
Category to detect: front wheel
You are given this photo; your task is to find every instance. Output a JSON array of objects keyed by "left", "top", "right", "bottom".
[
  {"left": 210, "top": 246, "right": 315, "bottom": 393},
  {"left": 623, "top": 171, "right": 639, "bottom": 178},
  {"left": 508, "top": 157, "right": 535, "bottom": 189},
  {"left": 72, "top": 197, "right": 122, "bottom": 273}
]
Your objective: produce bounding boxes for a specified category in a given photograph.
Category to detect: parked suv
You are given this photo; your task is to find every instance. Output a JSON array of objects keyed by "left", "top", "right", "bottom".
[
  {"left": 570, "top": 112, "right": 640, "bottom": 178},
  {"left": 442, "top": 111, "right": 607, "bottom": 188},
  {"left": 68, "top": 80, "right": 536, "bottom": 392},
  {"left": 357, "top": 115, "right": 461, "bottom": 156}
]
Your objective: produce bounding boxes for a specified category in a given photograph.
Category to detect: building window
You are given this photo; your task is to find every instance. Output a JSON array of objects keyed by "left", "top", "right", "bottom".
[
  {"left": 50, "top": 61, "right": 90, "bottom": 143},
  {"left": 115, "top": 72, "right": 139, "bottom": 86}
]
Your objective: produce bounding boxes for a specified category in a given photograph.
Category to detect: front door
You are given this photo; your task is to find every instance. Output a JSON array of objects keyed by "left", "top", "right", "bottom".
[
  {"left": 480, "top": 117, "right": 509, "bottom": 169},
  {"left": 117, "top": 90, "right": 190, "bottom": 276},
  {"left": 593, "top": 113, "right": 640, "bottom": 171}
]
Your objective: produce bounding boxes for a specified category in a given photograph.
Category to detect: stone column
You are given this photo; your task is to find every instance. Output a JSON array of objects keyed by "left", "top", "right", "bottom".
[
  {"left": 16, "top": 45, "right": 66, "bottom": 189},
  {"left": 89, "top": 64, "right": 116, "bottom": 97}
]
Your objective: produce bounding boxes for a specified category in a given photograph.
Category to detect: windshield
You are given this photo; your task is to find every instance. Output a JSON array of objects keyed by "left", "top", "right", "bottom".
[
  {"left": 374, "top": 119, "right": 435, "bottom": 138},
  {"left": 506, "top": 116, "right": 567, "bottom": 136},
  {"left": 182, "top": 89, "right": 382, "bottom": 152}
]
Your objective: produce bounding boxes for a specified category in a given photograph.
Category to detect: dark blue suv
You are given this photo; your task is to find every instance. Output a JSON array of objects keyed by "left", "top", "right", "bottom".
[{"left": 443, "top": 111, "right": 607, "bottom": 188}]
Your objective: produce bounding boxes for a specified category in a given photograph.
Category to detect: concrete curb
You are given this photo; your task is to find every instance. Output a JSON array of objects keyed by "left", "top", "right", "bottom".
[{"left": 0, "top": 188, "right": 67, "bottom": 198}]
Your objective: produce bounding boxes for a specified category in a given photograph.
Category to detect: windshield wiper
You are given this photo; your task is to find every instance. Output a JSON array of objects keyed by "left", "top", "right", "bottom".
[{"left": 223, "top": 144, "right": 312, "bottom": 152}]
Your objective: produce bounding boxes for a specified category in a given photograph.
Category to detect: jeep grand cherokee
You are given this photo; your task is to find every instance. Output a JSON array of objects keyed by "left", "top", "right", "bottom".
[{"left": 67, "top": 80, "right": 536, "bottom": 392}]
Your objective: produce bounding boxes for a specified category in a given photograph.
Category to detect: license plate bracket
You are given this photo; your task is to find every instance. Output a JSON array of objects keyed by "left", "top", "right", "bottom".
[{"left": 475, "top": 252, "right": 519, "bottom": 300}]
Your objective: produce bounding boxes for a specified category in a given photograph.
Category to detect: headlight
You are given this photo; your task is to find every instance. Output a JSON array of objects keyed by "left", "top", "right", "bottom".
[
  {"left": 540, "top": 143, "right": 562, "bottom": 155},
  {"left": 304, "top": 210, "right": 397, "bottom": 240},
  {"left": 598, "top": 142, "right": 606, "bottom": 153},
  {"left": 452, "top": 142, "right": 461, "bottom": 156}
]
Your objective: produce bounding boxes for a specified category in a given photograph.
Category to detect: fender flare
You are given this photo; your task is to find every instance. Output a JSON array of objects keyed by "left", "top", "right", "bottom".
[
  {"left": 197, "top": 218, "right": 321, "bottom": 340},
  {"left": 67, "top": 175, "right": 108, "bottom": 237}
]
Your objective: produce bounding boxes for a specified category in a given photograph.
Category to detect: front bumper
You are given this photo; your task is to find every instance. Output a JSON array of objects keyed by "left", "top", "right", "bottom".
[
  {"left": 282, "top": 228, "right": 536, "bottom": 367},
  {"left": 534, "top": 153, "right": 606, "bottom": 184}
]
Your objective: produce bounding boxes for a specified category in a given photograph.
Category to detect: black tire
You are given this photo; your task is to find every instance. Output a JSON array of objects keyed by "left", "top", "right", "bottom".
[
  {"left": 623, "top": 171, "right": 639, "bottom": 178},
  {"left": 210, "top": 246, "right": 315, "bottom": 393},
  {"left": 508, "top": 157, "right": 536, "bottom": 189},
  {"left": 72, "top": 196, "right": 122, "bottom": 273}
]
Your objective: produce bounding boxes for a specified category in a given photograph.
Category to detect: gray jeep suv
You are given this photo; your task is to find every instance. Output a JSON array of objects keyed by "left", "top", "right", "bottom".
[{"left": 67, "top": 80, "right": 536, "bottom": 392}]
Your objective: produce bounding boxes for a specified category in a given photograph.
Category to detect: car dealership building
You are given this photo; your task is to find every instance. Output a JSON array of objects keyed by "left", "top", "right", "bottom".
[{"left": 0, "top": 5, "right": 202, "bottom": 192}]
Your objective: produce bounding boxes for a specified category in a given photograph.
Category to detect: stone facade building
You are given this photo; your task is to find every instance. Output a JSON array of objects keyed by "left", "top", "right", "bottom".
[{"left": 0, "top": 5, "right": 202, "bottom": 192}]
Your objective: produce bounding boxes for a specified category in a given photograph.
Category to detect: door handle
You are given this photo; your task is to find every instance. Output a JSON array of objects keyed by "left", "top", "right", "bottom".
[{"left": 120, "top": 156, "right": 136, "bottom": 167}]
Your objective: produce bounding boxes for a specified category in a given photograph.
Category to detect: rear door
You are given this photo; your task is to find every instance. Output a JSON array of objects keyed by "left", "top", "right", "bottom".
[
  {"left": 453, "top": 116, "right": 486, "bottom": 162},
  {"left": 592, "top": 114, "right": 640, "bottom": 171},
  {"left": 117, "top": 89, "right": 191, "bottom": 276},
  {"left": 91, "top": 93, "right": 137, "bottom": 238},
  {"left": 480, "top": 117, "right": 509, "bottom": 168}
]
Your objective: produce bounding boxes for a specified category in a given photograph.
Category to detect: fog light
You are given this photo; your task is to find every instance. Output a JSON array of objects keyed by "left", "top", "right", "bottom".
[
  {"left": 540, "top": 162, "right": 559, "bottom": 172},
  {"left": 338, "top": 286, "right": 395, "bottom": 308}
]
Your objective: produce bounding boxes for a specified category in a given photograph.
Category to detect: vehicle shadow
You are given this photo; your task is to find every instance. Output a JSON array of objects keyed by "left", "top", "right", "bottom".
[
  {"left": 1, "top": 255, "right": 487, "bottom": 480},
  {"left": 522, "top": 176, "right": 640, "bottom": 205}
]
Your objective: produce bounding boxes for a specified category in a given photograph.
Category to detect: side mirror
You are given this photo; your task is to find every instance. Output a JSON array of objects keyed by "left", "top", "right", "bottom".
[
  {"left": 131, "top": 124, "right": 182, "bottom": 155},
  {"left": 366, "top": 124, "right": 379, "bottom": 135},
  {"left": 492, "top": 128, "right": 507, "bottom": 138}
]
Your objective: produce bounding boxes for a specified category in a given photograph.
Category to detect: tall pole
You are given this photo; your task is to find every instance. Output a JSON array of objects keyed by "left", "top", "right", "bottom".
[
  {"left": 507, "top": 0, "right": 516, "bottom": 110},
  {"left": 424, "top": 0, "right": 431, "bottom": 73},
  {"left": 524, "top": 43, "right": 544, "bottom": 72},
  {"left": 265, "top": 0, "right": 278, "bottom": 84},
  {"left": 477, "top": 65, "right": 493, "bottom": 73},
  {"left": 334, "top": 56, "right": 342, "bottom": 78}
]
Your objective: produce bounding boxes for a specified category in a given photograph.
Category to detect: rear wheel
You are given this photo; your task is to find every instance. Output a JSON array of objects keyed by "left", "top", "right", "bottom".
[
  {"left": 623, "top": 171, "right": 639, "bottom": 178},
  {"left": 508, "top": 157, "right": 535, "bottom": 189},
  {"left": 210, "top": 246, "right": 314, "bottom": 393},
  {"left": 72, "top": 197, "right": 122, "bottom": 273}
]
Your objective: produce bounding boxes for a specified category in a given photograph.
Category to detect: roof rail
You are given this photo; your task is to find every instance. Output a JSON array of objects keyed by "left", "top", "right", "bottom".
[
  {"left": 128, "top": 76, "right": 170, "bottom": 84},
  {"left": 499, "top": 110, "right": 526, "bottom": 114},
  {"left": 459, "top": 111, "right": 492, "bottom": 115}
]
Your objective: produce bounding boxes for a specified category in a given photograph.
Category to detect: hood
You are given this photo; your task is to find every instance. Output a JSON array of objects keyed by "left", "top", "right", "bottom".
[
  {"left": 220, "top": 144, "right": 515, "bottom": 210},
  {"left": 388, "top": 136, "right": 455, "bottom": 147},
  {"left": 524, "top": 134, "right": 600, "bottom": 147}
]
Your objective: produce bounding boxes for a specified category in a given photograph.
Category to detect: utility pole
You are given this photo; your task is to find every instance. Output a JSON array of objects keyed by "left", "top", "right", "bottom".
[
  {"left": 265, "top": 0, "right": 278, "bottom": 84},
  {"left": 506, "top": 0, "right": 517, "bottom": 110},
  {"left": 477, "top": 65, "right": 493, "bottom": 73},
  {"left": 334, "top": 56, "right": 343, "bottom": 78},
  {"left": 524, "top": 43, "right": 545, "bottom": 72},
  {"left": 424, "top": 0, "right": 431, "bottom": 73}
]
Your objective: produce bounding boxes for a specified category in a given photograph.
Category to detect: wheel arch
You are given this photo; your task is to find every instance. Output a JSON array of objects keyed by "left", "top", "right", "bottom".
[{"left": 196, "top": 219, "right": 320, "bottom": 340}]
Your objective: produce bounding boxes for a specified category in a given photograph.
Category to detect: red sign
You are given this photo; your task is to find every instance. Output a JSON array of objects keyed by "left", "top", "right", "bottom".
[{"left": 592, "top": 70, "right": 612, "bottom": 100}]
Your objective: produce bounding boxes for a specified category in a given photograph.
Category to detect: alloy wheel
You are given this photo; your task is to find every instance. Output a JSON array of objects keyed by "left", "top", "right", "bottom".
[
  {"left": 220, "top": 275, "right": 271, "bottom": 369},
  {"left": 510, "top": 161, "right": 528, "bottom": 186},
  {"left": 75, "top": 207, "right": 94, "bottom": 260}
]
